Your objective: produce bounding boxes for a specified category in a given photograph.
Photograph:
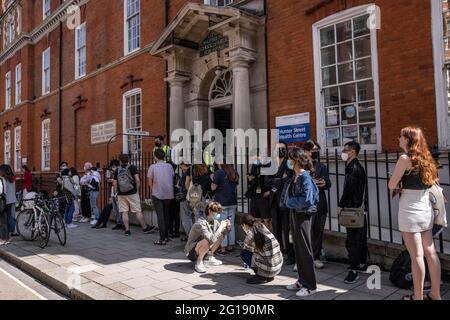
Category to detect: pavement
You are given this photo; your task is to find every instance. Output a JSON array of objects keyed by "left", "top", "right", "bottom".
[{"left": 0, "top": 223, "right": 449, "bottom": 300}]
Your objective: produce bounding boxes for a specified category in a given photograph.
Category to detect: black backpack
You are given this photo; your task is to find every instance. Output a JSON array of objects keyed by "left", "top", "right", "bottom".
[{"left": 389, "top": 250, "right": 413, "bottom": 289}]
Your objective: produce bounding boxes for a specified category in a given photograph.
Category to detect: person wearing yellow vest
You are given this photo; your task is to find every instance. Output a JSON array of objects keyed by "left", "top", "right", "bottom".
[{"left": 153, "top": 136, "right": 171, "bottom": 164}]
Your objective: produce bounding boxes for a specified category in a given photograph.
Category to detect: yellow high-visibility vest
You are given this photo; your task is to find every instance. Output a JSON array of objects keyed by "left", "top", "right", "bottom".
[{"left": 153, "top": 145, "right": 171, "bottom": 163}]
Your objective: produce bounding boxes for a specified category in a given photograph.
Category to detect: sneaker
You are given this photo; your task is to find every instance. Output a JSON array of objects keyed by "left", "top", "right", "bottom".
[
  {"left": 124, "top": 230, "right": 131, "bottom": 236},
  {"left": 344, "top": 270, "right": 360, "bottom": 284},
  {"left": 195, "top": 262, "right": 207, "bottom": 273},
  {"left": 0, "top": 240, "right": 10, "bottom": 246},
  {"left": 293, "top": 264, "right": 298, "bottom": 272},
  {"left": 205, "top": 256, "right": 223, "bottom": 266},
  {"left": 80, "top": 217, "right": 90, "bottom": 223},
  {"left": 142, "top": 225, "right": 156, "bottom": 234},
  {"left": 296, "top": 288, "right": 317, "bottom": 298},
  {"left": 112, "top": 224, "right": 124, "bottom": 230},
  {"left": 90, "top": 219, "right": 98, "bottom": 225},
  {"left": 314, "top": 260, "right": 325, "bottom": 269},
  {"left": 286, "top": 281, "right": 303, "bottom": 291},
  {"left": 354, "top": 264, "right": 370, "bottom": 273},
  {"left": 67, "top": 224, "right": 78, "bottom": 229},
  {"left": 247, "top": 275, "right": 273, "bottom": 285}
]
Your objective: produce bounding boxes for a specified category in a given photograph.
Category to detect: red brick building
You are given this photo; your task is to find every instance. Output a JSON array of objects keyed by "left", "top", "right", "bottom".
[{"left": 0, "top": 0, "right": 448, "bottom": 173}]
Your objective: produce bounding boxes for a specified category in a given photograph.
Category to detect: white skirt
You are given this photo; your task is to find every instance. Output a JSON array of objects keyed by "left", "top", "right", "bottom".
[{"left": 398, "top": 189, "right": 434, "bottom": 233}]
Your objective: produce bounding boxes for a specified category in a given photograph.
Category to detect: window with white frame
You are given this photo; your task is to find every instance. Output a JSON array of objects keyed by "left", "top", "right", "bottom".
[
  {"left": 4, "top": 130, "right": 10, "bottom": 165},
  {"left": 5, "top": 71, "right": 11, "bottom": 110},
  {"left": 43, "top": 0, "right": 51, "bottom": 19},
  {"left": 14, "top": 126, "right": 21, "bottom": 172},
  {"left": 123, "top": 89, "right": 142, "bottom": 157},
  {"left": 41, "top": 119, "right": 51, "bottom": 171},
  {"left": 204, "top": 0, "right": 234, "bottom": 5},
  {"left": 15, "top": 64, "right": 21, "bottom": 105},
  {"left": 42, "top": 48, "right": 50, "bottom": 95},
  {"left": 75, "top": 23, "right": 86, "bottom": 79},
  {"left": 440, "top": 1, "right": 450, "bottom": 143},
  {"left": 124, "top": 0, "right": 140, "bottom": 54},
  {"left": 5, "top": 19, "right": 14, "bottom": 45},
  {"left": 313, "top": 8, "right": 380, "bottom": 150}
]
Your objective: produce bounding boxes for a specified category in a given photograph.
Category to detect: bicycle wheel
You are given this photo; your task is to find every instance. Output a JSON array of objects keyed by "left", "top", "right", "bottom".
[
  {"left": 38, "top": 214, "right": 50, "bottom": 249},
  {"left": 16, "top": 209, "right": 37, "bottom": 241},
  {"left": 53, "top": 213, "right": 67, "bottom": 246}
]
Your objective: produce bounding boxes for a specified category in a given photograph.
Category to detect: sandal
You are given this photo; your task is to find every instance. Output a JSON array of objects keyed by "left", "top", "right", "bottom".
[
  {"left": 402, "top": 295, "right": 415, "bottom": 301},
  {"left": 154, "top": 240, "right": 167, "bottom": 246}
]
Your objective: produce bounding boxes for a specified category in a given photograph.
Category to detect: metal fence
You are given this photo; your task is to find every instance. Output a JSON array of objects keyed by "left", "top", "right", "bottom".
[{"left": 29, "top": 148, "right": 450, "bottom": 255}]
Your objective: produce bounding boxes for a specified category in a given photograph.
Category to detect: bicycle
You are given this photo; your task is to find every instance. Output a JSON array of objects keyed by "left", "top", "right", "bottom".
[{"left": 40, "top": 197, "right": 67, "bottom": 248}]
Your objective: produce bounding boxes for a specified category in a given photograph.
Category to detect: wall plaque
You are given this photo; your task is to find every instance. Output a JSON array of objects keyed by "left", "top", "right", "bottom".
[{"left": 91, "top": 120, "right": 116, "bottom": 145}]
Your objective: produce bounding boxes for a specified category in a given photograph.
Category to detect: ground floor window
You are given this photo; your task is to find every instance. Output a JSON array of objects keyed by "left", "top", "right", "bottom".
[
  {"left": 123, "top": 89, "right": 142, "bottom": 159},
  {"left": 4, "top": 130, "right": 10, "bottom": 165},
  {"left": 42, "top": 119, "right": 51, "bottom": 171},
  {"left": 14, "top": 126, "right": 21, "bottom": 172}
]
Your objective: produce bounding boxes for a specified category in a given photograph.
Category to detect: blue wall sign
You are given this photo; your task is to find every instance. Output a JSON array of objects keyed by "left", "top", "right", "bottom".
[{"left": 276, "top": 112, "right": 311, "bottom": 144}]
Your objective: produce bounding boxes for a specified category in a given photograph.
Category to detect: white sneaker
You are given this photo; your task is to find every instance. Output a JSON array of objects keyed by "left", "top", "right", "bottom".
[
  {"left": 314, "top": 260, "right": 324, "bottom": 269},
  {"left": 296, "top": 288, "right": 317, "bottom": 298},
  {"left": 293, "top": 264, "right": 298, "bottom": 272},
  {"left": 195, "top": 262, "right": 207, "bottom": 273},
  {"left": 90, "top": 219, "right": 98, "bottom": 225},
  {"left": 205, "top": 256, "right": 223, "bottom": 266},
  {"left": 286, "top": 281, "right": 302, "bottom": 291},
  {"left": 67, "top": 224, "right": 78, "bottom": 229},
  {"left": 80, "top": 217, "right": 90, "bottom": 223}
]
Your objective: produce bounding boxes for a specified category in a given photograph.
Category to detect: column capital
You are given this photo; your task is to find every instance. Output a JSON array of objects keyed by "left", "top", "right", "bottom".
[
  {"left": 165, "top": 72, "right": 191, "bottom": 86},
  {"left": 226, "top": 48, "right": 257, "bottom": 69}
]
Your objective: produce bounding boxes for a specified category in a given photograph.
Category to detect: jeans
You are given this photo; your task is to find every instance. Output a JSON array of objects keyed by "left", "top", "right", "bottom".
[
  {"left": 90, "top": 191, "right": 100, "bottom": 220},
  {"left": 180, "top": 201, "right": 194, "bottom": 236},
  {"left": 8, "top": 204, "right": 16, "bottom": 234},
  {"left": 240, "top": 249, "right": 253, "bottom": 267},
  {"left": 217, "top": 206, "right": 236, "bottom": 248},
  {"left": 65, "top": 201, "right": 75, "bottom": 225},
  {"left": 112, "top": 196, "right": 123, "bottom": 225}
]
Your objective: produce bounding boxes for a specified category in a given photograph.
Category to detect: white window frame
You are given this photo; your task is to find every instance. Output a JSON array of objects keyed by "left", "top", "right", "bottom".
[
  {"left": 5, "top": 71, "right": 11, "bottom": 111},
  {"left": 14, "top": 126, "right": 21, "bottom": 172},
  {"left": 122, "top": 88, "right": 142, "bottom": 157},
  {"left": 124, "top": 0, "right": 141, "bottom": 55},
  {"left": 15, "top": 63, "right": 21, "bottom": 105},
  {"left": 203, "top": 0, "right": 234, "bottom": 6},
  {"left": 42, "top": 48, "right": 50, "bottom": 95},
  {"left": 312, "top": 4, "right": 381, "bottom": 153},
  {"left": 4, "top": 130, "right": 11, "bottom": 165},
  {"left": 432, "top": 0, "right": 450, "bottom": 149},
  {"left": 75, "top": 23, "right": 86, "bottom": 79},
  {"left": 43, "top": 0, "right": 51, "bottom": 20},
  {"left": 6, "top": 19, "right": 14, "bottom": 45},
  {"left": 41, "top": 119, "right": 51, "bottom": 171}
]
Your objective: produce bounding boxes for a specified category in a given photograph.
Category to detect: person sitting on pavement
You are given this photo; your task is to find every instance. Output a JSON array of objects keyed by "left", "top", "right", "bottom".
[
  {"left": 185, "top": 201, "right": 231, "bottom": 274},
  {"left": 240, "top": 214, "right": 283, "bottom": 284}
]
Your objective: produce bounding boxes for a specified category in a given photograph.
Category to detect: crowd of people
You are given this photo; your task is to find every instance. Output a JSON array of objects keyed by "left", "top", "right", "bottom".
[{"left": 0, "top": 128, "right": 444, "bottom": 300}]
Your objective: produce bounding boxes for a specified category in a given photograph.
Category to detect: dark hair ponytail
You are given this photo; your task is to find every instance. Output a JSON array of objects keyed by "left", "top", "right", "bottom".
[{"left": 288, "top": 148, "right": 313, "bottom": 171}]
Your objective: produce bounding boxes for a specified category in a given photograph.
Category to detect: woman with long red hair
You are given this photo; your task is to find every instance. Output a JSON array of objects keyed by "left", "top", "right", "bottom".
[{"left": 388, "top": 127, "right": 442, "bottom": 300}]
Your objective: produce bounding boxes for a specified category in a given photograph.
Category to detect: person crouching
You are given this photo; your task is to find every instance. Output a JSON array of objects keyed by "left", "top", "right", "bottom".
[
  {"left": 240, "top": 214, "right": 283, "bottom": 284},
  {"left": 185, "top": 202, "right": 231, "bottom": 273}
]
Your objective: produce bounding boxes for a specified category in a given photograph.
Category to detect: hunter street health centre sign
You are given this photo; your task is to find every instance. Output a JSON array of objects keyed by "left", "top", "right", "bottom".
[{"left": 276, "top": 112, "right": 311, "bottom": 144}]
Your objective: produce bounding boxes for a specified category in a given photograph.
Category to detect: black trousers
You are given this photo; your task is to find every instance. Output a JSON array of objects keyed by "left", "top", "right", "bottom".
[
  {"left": 168, "top": 199, "right": 180, "bottom": 236},
  {"left": 153, "top": 196, "right": 171, "bottom": 241},
  {"left": 0, "top": 204, "right": 12, "bottom": 241},
  {"left": 291, "top": 211, "right": 317, "bottom": 291},
  {"left": 81, "top": 191, "right": 91, "bottom": 218},
  {"left": 98, "top": 203, "right": 113, "bottom": 227},
  {"left": 271, "top": 201, "right": 294, "bottom": 260},
  {"left": 345, "top": 215, "right": 368, "bottom": 270},
  {"left": 311, "top": 208, "right": 328, "bottom": 260}
]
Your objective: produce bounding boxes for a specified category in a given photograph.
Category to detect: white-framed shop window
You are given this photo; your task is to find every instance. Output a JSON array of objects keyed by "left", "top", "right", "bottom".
[
  {"left": 124, "top": 0, "right": 140, "bottom": 55},
  {"left": 313, "top": 4, "right": 381, "bottom": 152},
  {"left": 41, "top": 119, "right": 51, "bottom": 171},
  {"left": 5, "top": 71, "right": 11, "bottom": 111},
  {"left": 14, "top": 126, "right": 21, "bottom": 172},
  {"left": 432, "top": 0, "right": 450, "bottom": 148},
  {"left": 43, "top": 0, "right": 51, "bottom": 19},
  {"left": 15, "top": 64, "right": 21, "bottom": 105},
  {"left": 4, "top": 130, "right": 11, "bottom": 165},
  {"left": 42, "top": 47, "right": 50, "bottom": 95},
  {"left": 75, "top": 23, "right": 86, "bottom": 79},
  {"left": 122, "top": 88, "right": 142, "bottom": 158}
]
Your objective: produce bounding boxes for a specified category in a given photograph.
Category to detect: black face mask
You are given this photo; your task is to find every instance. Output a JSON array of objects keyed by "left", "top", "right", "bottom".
[
  {"left": 155, "top": 142, "right": 162, "bottom": 147},
  {"left": 311, "top": 151, "right": 320, "bottom": 161},
  {"left": 278, "top": 149, "right": 287, "bottom": 159}
]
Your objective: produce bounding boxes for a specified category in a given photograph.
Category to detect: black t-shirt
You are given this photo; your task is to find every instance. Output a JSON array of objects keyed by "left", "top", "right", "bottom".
[
  {"left": 114, "top": 165, "right": 138, "bottom": 195},
  {"left": 186, "top": 167, "right": 212, "bottom": 197}
]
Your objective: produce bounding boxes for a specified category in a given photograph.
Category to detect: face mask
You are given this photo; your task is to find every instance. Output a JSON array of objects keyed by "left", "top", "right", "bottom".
[
  {"left": 287, "top": 160, "right": 294, "bottom": 170},
  {"left": 312, "top": 151, "right": 320, "bottom": 161},
  {"left": 156, "top": 142, "right": 162, "bottom": 147},
  {"left": 341, "top": 152, "right": 349, "bottom": 162},
  {"left": 253, "top": 159, "right": 261, "bottom": 166},
  {"left": 278, "top": 149, "right": 287, "bottom": 159},
  {"left": 213, "top": 213, "right": 221, "bottom": 221}
]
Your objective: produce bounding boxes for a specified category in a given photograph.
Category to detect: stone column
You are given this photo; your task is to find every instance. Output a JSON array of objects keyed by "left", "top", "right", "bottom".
[
  {"left": 229, "top": 57, "right": 253, "bottom": 131},
  {"left": 166, "top": 74, "right": 190, "bottom": 137}
]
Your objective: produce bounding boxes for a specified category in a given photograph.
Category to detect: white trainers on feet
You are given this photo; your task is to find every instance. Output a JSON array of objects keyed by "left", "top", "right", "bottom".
[
  {"left": 293, "top": 264, "right": 298, "bottom": 272},
  {"left": 80, "top": 217, "right": 90, "bottom": 223},
  {"left": 206, "top": 256, "right": 223, "bottom": 266},
  {"left": 314, "top": 260, "right": 324, "bottom": 269},
  {"left": 195, "top": 262, "right": 207, "bottom": 273},
  {"left": 286, "top": 281, "right": 302, "bottom": 291},
  {"left": 67, "top": 224, "right": 78, "bottom": 229},
  {"left": 296, "top": 288, "right": 317, "bottom": 298},
  {"left": 90, "top": 219, "right": 98, "bottom": 225}
]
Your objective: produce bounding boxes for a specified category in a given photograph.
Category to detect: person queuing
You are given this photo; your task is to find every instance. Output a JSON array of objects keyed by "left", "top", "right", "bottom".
[
  {"left": 0, "top": 165, "right": 17, "bottom": 239},
  {"left": 178, "top": 163, "right": 192, "bottom": 241},
  {"left": 169, "top": 171, "right": 181, "bottom": 239},
  {"left": 89, "top": 165, "right": 101, "bottom": 226},
  {"left": 282, "top": 148, "right": 319, "bottom": 297},
  {"left": 22, "top": 165, "right": 33, "bottom": 194},
  {"left": 338, "top": 141, "right": 369, "bottom": 284},
  {"left": 148, "top": 149, "right": 174, "bottom": 245},
  {"left": 266, "top": 142, "right": 295, "bottom": 266},
  {"left": 389, "top": 127, "right": 442, "bottom": 301},
  {"left": 79, "top": 165, "right": 92, "bottom": 223},
  {"left": 70, "top": 167, "right": 81, "bottom": 223},
  {"left": 0, "top": 170, "right": 9, "bottom": 246},
  {"left": 114, "top": 154, "right": 154, "bottom": 236},
  {"left": 59, "top": 168, "right": 78, "bottom": 229},
  {"left": 185, "top": 164, "right": 213, "bottom": 215},
  {"left": 304, "top": 140, "right": 331, "bottom": 269},
  {"left": 185, "top": 201, "right": 231, "bottom": 274},
  {"left": 108, "top": 160, "right": 124, "bottom": 231},
  {"left": 240, "top": 214, "right": 283, "bottom": 284},
  {"left": 211, "top": 163, "right": 239, "bottom": 256}
]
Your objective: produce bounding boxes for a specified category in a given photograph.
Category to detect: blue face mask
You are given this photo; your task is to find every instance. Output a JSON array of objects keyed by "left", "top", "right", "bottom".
[
  {"left": 214, "top": 213, "right": 221, "bottom": 221},
  {"left": 287, "top": 160, "right": 294, "bottom": 170}
]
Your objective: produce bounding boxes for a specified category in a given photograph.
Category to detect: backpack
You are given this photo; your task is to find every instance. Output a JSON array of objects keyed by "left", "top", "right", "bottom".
[
  {"left": 63, "top": 176, "right": 80, "bottom": 198},
  {"left": 0, "top": 178, "right": 6, "bottom": 213},
  {"left": 389, "top": 250, "right": 413, "bottom": 289},
  {"left": 117, "top": 165, "right": 135, "bottom": 193},
  {"left": 187, "top": 183, "right": 203, "bottom": 209}
]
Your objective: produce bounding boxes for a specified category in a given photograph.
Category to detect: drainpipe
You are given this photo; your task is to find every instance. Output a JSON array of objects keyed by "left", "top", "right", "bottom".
[
  {"left": 58, "top": 0, "right": 64, "bottom": 166},
  {"left": 263, "top": 0, "right": 271, "bottom": 150},
  {"left": 164, "top": 0, "right": 170, "bottom": 142}
]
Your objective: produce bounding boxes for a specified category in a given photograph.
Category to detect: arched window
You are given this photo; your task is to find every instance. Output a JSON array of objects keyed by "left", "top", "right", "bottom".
[{"left": 209, "top": 70, "right": 233, "bottom": 101}]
